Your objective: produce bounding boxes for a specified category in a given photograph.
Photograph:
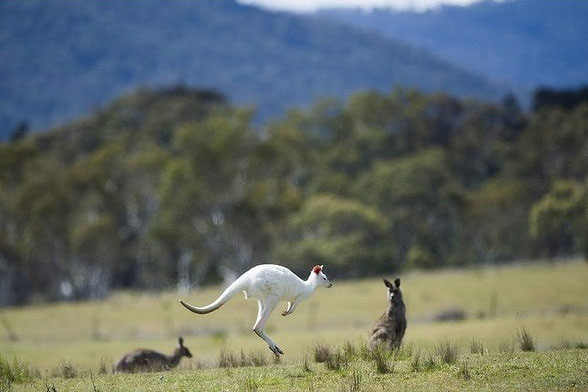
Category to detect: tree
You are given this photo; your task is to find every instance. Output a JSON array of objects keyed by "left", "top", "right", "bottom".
[
  {"left": 354, "top": 148, "right": 464, "bottom": 267},
  {"left": 513, "top": 104, "right": 588, "bottom": 195},
  {"left": 529, "top": 180, "right": 585, "bottom": 257},
  {"left": 460, "top": 178, "right": 533, "bottom": 264},
  {"left": 533, "top": 85, "right": 588, "bottom": 112},
  {"left": 273, "top": 195, "right": 390, "bottom": 277},
  {"left": 153, "top": 110, "right": 272, "bottom": 291}
]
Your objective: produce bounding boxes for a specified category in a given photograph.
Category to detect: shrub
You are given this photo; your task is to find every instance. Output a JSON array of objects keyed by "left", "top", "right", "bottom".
[
  {"left": 248, "top": 351, "right": 268, "bottom": 367},
  {"left": 423, "top": 353, "right": 438, "bottom": 371},
  {"left": 470, "top": 338, "right": 485, "bottom": 355},
  {"left": 374, "top": 354, "right": 394, "bottom": 374},
  {"left": 343, "top": 341, "right": 356, "bottom": 359},
  {"left": 313, "top": 342, "right": 333, "bottom": 363},
  {"left": 325, "top": 350, "right": 349, "bottom": 372},
  {"left": 59, "top": 361, "right": 77, "bottom": 379},
  {"left": 435, "top": 341, "right": 459, "bottom": 365},
  {"left": 218, "top": 347, "right": 240, "bottom": 368},
  {"left": 97, "top": 358, "right": 110, "bottom": 375},
  {"left": 220, "top": 348, "right": 268, "bottom": 368},
  {"left": 516, "top": 324, "right": 536, "bottom": 352},
  {"left": 357, "top": 341, "right": 372, "bottom": 361},
  {"left": 370, "top": 343, "right": 394, "bottom": 374},
  {"left": 313, "top": 344, "right": 350, "bottom": 372},
  {"left": 1, "top": 355, "right": 34, "bottom": 391},
  {"left": 410, "top": 348, "right": 438, "bottom": 372}
]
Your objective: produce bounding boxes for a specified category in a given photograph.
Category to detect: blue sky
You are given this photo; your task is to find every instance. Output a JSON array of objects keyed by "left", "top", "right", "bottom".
[{"left": 237, "top": 0, "right": 497, "bottom": 12}]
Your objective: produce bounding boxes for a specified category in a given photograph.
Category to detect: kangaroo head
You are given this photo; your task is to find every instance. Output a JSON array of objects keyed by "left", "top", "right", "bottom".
[
  {"left": 312, "top": 265, "right": 332, "bottom": 288},
  {"left": 176, "top": 337, "right": 193, "bottom": 358},
  {"left": 383, "top": 278, "right": 403, "bottom": 304}
]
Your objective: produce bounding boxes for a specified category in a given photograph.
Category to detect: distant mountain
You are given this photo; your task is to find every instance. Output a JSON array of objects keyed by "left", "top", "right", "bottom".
[
  {"left": 318, "top": 0, "right": 588, "bottom": 94},
  {"left": 0, "top": 0, "right": 506, "bottom": 140}
]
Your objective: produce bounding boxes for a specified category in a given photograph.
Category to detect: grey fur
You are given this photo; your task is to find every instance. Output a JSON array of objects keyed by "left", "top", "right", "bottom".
[
  {"left": 115, "top": 337, "right": 192, "bottom": 373},
  {"left": 369, "top": 278, "right": 407, "bottom": 349}
]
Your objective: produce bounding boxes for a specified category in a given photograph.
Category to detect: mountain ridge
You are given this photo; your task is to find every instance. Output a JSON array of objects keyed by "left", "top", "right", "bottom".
[
  {"left": 317, "top": 0, "right": 588, "bottom": 93},
  {"left": 0, "top": 0, "right": 507, "bottom": 140}
]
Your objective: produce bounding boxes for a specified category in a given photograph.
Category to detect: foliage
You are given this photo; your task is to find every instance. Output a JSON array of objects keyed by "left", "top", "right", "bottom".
[
  {"left": 1, "top": 84, "right": 588, "bottom": 305},
  {"left": 0, "top": 354, "right": 33, "bottom": 390},
  {"left": 274, "top": 195, "right": 389, "bottom": 276},
  {"left": 406, "top": 245, "right": 438, "bottom": 270},
  {"left": 434, "top": 341, "right": 459, "bottom": 364},
  {"left": 516, "top": 324, "right": 536, "bottom": 352},
  {"left": 529, "top": 180, "right": 586, "bottom": 256},
  {"left": 533, "top": 86, "right": 588, "bottom": 112}
]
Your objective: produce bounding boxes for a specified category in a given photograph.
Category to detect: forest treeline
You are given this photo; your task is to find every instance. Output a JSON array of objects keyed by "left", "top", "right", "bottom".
[{"left": 1, "top": 85, "right": 587, "bottom": 306}]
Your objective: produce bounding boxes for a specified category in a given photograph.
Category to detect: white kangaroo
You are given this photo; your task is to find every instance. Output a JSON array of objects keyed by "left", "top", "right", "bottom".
[{"left": 179, "top": 264, "right": 332, "bottom": 356}]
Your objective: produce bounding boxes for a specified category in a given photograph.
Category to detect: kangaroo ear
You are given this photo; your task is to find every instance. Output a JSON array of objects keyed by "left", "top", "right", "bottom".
[
  {"left": 394, "top": 278, "right": 401, "bottom": 288},
  {"left": 313, "top": 265, "right": 322, "bottom": 274},
  {"left": 178, "top": 337, "right": 184, "bottom": 346},
  {"left": 383, "top": 278, "right": 393, "bottom": 288}
]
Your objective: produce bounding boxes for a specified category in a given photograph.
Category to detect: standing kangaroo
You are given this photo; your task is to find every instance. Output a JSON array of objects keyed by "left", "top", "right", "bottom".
[
  {"left": 114, "top": 337, "right": 192, "bottom": 373},
  {"left": 369, "top": 278, "right": 406, "bottom": 349},
  {"left": 180, "top": 264, "right": 332, "bottom": 356}
]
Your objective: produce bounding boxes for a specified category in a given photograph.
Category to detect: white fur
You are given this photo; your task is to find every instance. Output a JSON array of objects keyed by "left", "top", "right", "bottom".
[{"left": 180, "top": 264, "right": 332, "bottom": 356}]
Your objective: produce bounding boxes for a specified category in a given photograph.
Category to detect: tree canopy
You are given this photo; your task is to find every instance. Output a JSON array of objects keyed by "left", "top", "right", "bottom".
[{"left": 1, "top": 85, "right": 587, "bottom": 306}]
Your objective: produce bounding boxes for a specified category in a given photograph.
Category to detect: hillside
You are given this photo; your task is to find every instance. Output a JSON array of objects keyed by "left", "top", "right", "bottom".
[
  {"left": 318, "top": 0, "right": 588, "bottom": 93},
  {"left": 0, "top": 0, "right": 506, "bottom": 140}
]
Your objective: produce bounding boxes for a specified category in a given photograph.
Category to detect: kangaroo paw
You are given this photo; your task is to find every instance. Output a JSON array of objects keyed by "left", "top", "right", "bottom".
[
  {"left": 269, "top": 344, "right": 284, "bottom": 356},
  {"left": 281, "top": 310, "right": 289, "bottom": 316}
]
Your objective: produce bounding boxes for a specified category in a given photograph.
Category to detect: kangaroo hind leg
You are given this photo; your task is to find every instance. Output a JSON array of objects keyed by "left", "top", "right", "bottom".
[{"left": 253, "top": 296, "right": 283, "bottom": 356}]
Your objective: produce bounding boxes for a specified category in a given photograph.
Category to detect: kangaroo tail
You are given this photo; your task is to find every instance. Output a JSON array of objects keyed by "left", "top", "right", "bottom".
[{"left": 179, "top": 277, "right": 246, "bottom": 314}]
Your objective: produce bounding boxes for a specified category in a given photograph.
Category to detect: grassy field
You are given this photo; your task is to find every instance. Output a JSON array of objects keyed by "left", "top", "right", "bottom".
[{"left": 1, "top": 260, "right": 587, "bottom": 391}]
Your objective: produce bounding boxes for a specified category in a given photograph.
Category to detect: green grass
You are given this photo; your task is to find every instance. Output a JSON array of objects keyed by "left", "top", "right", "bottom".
[
  {"left": 8, "top": 349, "right": 588, "bottom": 392},
  {"left": 1, "top": 260, "right": 587, "bottom": 391}
]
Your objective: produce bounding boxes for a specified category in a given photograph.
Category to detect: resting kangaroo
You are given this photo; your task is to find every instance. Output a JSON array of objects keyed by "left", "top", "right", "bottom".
[
  {"left": 180, "top": 264, "right": 332, "bottom": 356},
  {"left": 115, "top": 337, "right": 192, "bottom": 373},
  {"left": 369, "top": 278, "right": 406, "bottom": 349}
]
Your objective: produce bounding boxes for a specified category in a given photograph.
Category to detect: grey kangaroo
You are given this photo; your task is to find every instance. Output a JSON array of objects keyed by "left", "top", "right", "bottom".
[
  {"left": 115, "top": 337, "right": 192, "bottom": 373},
  {"left": 369, "top": 278, "right": 406, "bottom": 349}
]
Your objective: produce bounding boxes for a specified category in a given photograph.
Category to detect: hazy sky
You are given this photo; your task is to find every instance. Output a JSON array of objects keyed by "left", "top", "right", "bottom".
[{"left": 237, "top": 0, "right": 495, "bottom": 12}]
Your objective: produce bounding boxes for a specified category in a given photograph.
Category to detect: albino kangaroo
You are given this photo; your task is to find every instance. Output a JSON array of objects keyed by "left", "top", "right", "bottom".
[
  {"left": 180, "top": 264, "right": 332, "bottom": 356},
  {"left": 114, "top": 337, "right": 192, "bottom": 373},
  {"left": 369, "top": 278, "right": 406, "bottom": 349}
]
